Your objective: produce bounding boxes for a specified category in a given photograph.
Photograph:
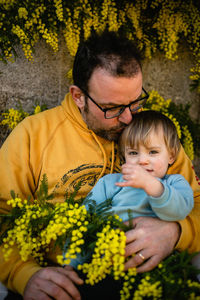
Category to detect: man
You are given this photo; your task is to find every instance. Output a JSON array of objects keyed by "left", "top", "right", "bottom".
[{"left": 0, "top": 30, "right": 200, "bottom": 300}]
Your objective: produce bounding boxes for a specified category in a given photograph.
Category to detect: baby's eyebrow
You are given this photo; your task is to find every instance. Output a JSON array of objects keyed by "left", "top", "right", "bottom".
[{"left": 147, "top": 146, "right": 161, "bottom": 150}]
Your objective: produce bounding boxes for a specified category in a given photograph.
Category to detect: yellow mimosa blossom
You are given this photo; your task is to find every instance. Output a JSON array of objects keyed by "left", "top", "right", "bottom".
[{"left": 1, "top": 108, "right": 29, "bottom": 130}]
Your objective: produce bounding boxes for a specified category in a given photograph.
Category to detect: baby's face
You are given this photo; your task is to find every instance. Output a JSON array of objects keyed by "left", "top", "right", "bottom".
[{"left": 125, "top": 130, "right": 175, "bottom": 178}]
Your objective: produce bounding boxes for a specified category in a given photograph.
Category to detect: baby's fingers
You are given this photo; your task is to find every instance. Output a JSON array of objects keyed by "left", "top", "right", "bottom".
[{"left": 115, "top": 181, "right": 131, "bottom": 187}]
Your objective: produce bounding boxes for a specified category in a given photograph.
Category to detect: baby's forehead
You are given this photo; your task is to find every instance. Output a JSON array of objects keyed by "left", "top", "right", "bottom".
[{"left": 127, "top": 127, "right": 164, "bottom": 146}]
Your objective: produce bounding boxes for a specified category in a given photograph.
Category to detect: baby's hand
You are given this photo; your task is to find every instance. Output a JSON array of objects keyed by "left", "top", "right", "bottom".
[
  {"left": 116, "top": 163, "right": 151, "bottom": 189},
  {"left": 116, "top": 162, "right": 164, "bottom": 197}
]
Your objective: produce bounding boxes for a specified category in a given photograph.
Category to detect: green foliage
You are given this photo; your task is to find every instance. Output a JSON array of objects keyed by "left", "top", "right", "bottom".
[
  {"left": 64, "top": 180, "right": 83, "bottom": 204},
  {"left": 134, "top": 251, "right": 200, "bottom": 299},
  {"left": 36, "top": 173, "right": 54, "bottom": 203}
]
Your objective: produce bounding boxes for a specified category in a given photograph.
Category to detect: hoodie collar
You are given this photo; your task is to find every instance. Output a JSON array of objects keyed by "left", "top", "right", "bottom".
[{"left": 61, "top": 92, "right": 89, "bottom": 131}]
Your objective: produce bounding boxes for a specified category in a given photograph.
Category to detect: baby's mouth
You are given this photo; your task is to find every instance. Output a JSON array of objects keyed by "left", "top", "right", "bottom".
[{"left": 146, "top": 169, "right": 153, "bottom": 173}]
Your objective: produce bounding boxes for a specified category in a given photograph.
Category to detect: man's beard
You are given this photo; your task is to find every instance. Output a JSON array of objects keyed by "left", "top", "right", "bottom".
[
  {"left": 90, "top": 127, "right": 124, "bottom": 142},
  {"left": 82, "top": 103, "right": 127, "bottom": 142}
]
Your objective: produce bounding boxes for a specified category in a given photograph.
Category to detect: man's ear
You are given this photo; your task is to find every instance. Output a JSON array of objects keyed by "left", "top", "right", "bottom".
[{"left": 70, "top": 85, "right": 85, "bottom": 109}]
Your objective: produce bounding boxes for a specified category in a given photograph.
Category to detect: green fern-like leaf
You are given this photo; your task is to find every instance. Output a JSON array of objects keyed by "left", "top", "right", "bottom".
[{"left": 36, "top": 174, "right": 54, "bottom": 204}]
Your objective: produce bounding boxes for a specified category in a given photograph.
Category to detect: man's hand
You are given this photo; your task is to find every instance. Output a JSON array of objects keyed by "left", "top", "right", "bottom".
[
  {"left": 124, "top": 217, "right": 181, "bottom": 272},
  {"left": 23, "top": 265, "right": 84, "bottom": 300}
]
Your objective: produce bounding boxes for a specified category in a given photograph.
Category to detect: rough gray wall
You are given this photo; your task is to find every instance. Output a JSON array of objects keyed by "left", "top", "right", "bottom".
[{"left": 0, "top": 39, "right": 199, "bottom": 175}]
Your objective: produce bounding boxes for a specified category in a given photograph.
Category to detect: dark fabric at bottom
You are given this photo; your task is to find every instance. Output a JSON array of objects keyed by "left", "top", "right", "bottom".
[
  {"left": 4, "top": 290, "right": 23, "bottom": 300},
  {"left": 5, "top": 274, "right": 122, "bottom": 300},
  {"left": 78, "top": 274, "right": 122, "bottom": 300}
]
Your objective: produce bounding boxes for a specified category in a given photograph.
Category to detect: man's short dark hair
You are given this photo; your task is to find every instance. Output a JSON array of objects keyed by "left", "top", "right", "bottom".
[{"left": 73, "top": 30, "right": 142, "bottom": 92}]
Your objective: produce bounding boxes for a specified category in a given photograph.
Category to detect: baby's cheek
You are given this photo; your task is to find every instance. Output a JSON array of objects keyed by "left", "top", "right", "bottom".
[{"left": 154, "top": 158, "right": 167, "bottom": 170}]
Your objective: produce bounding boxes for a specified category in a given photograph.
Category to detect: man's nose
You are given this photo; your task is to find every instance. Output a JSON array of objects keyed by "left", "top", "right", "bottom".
[{"left": 118, "top": 107, "right": 133, "bottom": 125}]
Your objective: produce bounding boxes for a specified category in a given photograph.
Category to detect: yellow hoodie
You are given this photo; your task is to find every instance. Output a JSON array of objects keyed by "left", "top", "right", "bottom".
[{"left": 0, "top": 93, "right": 200, "bottom": 295}]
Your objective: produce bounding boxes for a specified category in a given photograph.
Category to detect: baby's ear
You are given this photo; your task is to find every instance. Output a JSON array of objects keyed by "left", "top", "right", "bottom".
[
  {"left": 168, "top": 151, "right": 176, "bottom": 165},
  {"left": 70, "top": 85, "right": 85, "bottom": 109}
]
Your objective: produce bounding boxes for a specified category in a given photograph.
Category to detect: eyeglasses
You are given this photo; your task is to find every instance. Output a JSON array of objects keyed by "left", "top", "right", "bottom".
[{"left": 80, "top": 87, "right": 149, "bottom": 119}]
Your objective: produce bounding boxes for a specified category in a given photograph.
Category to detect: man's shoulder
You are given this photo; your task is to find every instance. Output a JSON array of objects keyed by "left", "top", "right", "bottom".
[
  {"left": 20, "top": 104, "right": 65, "bottom": 131},
  {"left": 27, "top": 104, "right": 63, "bottom": 121}
]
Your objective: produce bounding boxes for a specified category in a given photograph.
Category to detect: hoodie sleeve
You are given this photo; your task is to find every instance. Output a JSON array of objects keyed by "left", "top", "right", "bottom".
[
  {"left": 148, "top": 175, "right": 194, "bottom": 221},
  {"left": 167, "top": 145, "right": 200, "bottom": 253},
  {"left": 0, "top": 121, "right": 41, "bottom": 295}
]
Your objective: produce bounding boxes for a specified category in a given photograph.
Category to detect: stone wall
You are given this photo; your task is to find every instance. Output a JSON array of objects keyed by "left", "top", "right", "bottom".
[{"left": 0, "top": 39, "right": 199, "bottom": 175}]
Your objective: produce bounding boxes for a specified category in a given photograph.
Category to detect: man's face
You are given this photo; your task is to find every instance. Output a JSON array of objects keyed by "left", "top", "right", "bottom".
[{"left": 80, "top": 68, "right": 143, "bottom": 141}]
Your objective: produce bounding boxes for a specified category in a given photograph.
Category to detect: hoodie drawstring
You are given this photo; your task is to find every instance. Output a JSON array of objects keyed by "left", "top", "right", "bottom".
[
  {"left": 110, "top": 141, "right": 115, "bottom": 174},
  {"left": 91, "top": 132, "right": 115, "bottom": 181}
]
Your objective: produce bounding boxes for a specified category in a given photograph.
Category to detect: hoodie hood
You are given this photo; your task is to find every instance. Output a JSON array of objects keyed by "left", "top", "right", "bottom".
[
  {"left": 61, "top": 93, "right": 89, "bottom": 132},
  {"left": 61, "top": 93, "right": 119, "bottom": 178}
]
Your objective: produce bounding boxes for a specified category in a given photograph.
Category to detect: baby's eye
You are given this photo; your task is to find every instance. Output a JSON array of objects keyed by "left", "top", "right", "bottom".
[
  {"left": 149, "top": 150, "right": 158, "bottom": 154},
  {"left": 128, "top": 151, "right": 138, "bottom": 155}
]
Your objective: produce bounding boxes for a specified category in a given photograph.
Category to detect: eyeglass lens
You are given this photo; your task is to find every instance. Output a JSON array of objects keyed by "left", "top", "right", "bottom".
[{"left": 105, "top": 98, "right": 147, "bottom": 119}]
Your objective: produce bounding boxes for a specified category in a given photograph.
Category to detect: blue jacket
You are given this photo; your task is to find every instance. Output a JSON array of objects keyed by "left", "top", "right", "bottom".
[{"left": 86, "top": 173, "right": 194, "bottom": 222}]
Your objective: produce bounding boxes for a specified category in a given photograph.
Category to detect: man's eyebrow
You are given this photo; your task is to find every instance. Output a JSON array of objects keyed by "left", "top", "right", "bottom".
[
  {"left": 100, "top": 93, "right": 143, "bottom": 107},
  {"left": 101, "top": 102, "right": 122, "bottom": 107}
]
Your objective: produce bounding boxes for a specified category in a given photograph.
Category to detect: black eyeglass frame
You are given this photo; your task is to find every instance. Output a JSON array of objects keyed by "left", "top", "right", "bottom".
[{"left": 79, "top": 87, "right": 149, "bottom": 119}]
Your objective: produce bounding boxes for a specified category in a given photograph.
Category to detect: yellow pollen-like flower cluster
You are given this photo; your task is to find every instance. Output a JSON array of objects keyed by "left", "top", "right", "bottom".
[
  {"left": 63, "top": 8, "right": 80, "bottom": 56},
  {"left": 144, "top": 89, "right": 196, "bottom": 159},
  {"left": 12, "top": 25, "right": 33, "bottom": 61},
  {"left": 126, "top": 3, "right": 143, "bottom": 40},
  {"left": 78, "top": 222, "right": 126, "bottom": 284},
  {"left": 0, "top": 0, "right": 16, "bottom": 9},
  {"left": 107, "top": 1, "right": 119, "bottom": 32},
  {"left": 2, "top": 197, "right": 89, "bottom": 266},
  {"left": 187, "top": 280, "right": 200, "bottom": 300},
  {"left": 37, "top": 21, "right": 58, "bottom": 52},
  {"left": 164, "top": 112, "right": 182, "bottom": 139},
  {"left": 25, "top": 5, "right": 46, "bottom": 30},
  {"left": 152, "top": 1, "right": 188, "bottom": 61},
  {"left": 120, "top": 268, "right": 137, "bottom": 300},
  {"left": 54, "top": 0, "right": 63, "bottom": 22},
  {"left": 34, "top": 105, "right": 42, "bottom": 114},
  {"left": 1, "top": 108, "right": 29, "bottom": 130},
  {"left": 132, "top": 277, "right": 162, "bottom": 299},
  {"left": 145, "top": 90, "right": 171, "bottom": 114},
  {"left": 2, "top": 198, "right": 44, "bottom": 262},
  {"left": 182, "top": 125, "right": 194, "bottom": 161},
  {"left": 18, "top": 7, "right": 28, "bottom": 19}
]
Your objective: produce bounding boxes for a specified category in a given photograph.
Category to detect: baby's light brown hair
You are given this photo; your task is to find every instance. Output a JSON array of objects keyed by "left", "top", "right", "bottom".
[{"left": 119, "top": 110, "right": 181, "bottom": 162}]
